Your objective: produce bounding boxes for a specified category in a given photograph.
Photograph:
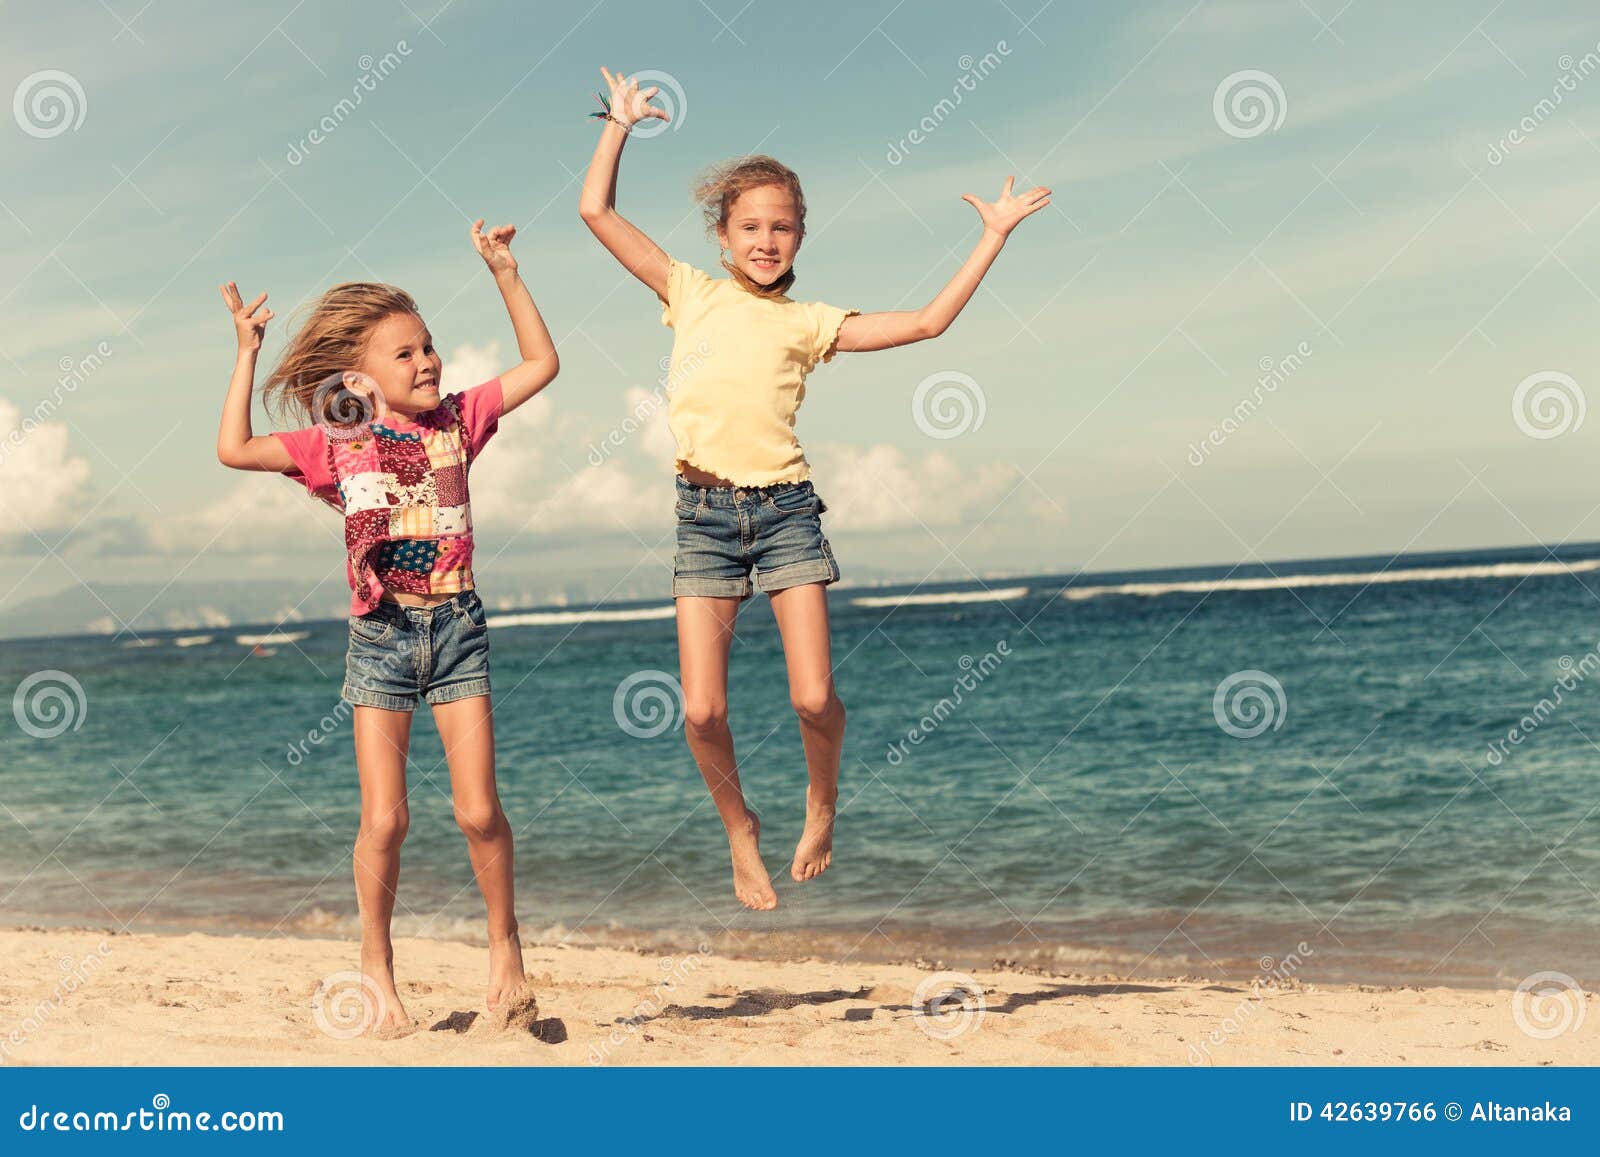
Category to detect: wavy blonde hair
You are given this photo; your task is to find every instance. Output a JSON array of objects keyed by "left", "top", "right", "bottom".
[
  {"left": 262, "top": 282, "right": 421, "bottom": 425},
  {"left": 692, "top": 155, "right": 806, "bottom": 298}
]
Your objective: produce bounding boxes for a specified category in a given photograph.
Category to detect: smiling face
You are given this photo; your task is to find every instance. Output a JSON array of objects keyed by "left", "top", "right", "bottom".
[
  {"left": 353, "top": 312, "right": 443, "bottom": 418},
  {"left": 716, "top": 183, "right": 803, "bottom": 287}
]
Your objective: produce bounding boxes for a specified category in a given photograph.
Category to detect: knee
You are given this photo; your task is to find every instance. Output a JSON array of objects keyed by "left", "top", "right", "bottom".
[
  {"left": 683, "top": 697, "right": 730, "bottom": 735},
  {"left": 360, "top": 807, "right": 409, "bottom": 851},
  {"left": 454, "top": 802, "right": 506, "bottom": 841},
  {"left": 791, "top": 686, "right": 842, "bottom": 727}
]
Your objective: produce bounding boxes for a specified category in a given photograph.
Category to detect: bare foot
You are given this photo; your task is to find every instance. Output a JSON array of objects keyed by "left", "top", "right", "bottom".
[
  {"left": 486, "top": 983, "right": 541, "bottom": 1035},
  {"left": 486, "top": 932, "right": 527, "bottom": 1012},
  {"left": 373, "top": 1018, "right": 423, "bottom": 1041},
  {"left": 359, "top": 950, "right": 412, "bottom": 1032},
  {"left": 727, "top": 810, "right": 778, "bottom": 910},
  {"left": 790, "top": 786, "right": 836, "bottom": 882}
]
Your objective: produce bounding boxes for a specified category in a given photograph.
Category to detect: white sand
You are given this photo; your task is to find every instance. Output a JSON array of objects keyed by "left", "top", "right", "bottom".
[{"left": 1, "top": 927, "right": 1593, "bottom": 1066}]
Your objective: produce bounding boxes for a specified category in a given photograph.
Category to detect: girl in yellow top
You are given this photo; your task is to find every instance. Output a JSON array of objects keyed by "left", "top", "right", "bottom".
[{"left": 580, "top": 68, "right": 1051, "bottom": 911}]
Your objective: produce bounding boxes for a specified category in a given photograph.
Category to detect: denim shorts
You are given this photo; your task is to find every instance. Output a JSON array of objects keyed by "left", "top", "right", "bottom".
[
  {"left": 673, "top": 476, "right": 841, "bottom": 599},
  {"left": 342, "top": 589, "right": 492, "bottom": 710}
]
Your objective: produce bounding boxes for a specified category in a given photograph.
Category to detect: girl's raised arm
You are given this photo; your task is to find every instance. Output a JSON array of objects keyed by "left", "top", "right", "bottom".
[
  {"left": 470, "top": 219, "right": 559, "bottom": 414},
  {"left": 835, "top": 175, "right": 1051, "bottom": 353},
  {"left": 216, "top": 281, "right": 294, "bottom": 471},
  {"left": 578, "top": 67, "right": 672, "bottom": 301}
]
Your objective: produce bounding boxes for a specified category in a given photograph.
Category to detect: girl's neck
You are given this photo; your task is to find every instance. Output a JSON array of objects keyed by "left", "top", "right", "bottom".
[{"left": 373, "top": 397, "right": 437, "bottom": 426}]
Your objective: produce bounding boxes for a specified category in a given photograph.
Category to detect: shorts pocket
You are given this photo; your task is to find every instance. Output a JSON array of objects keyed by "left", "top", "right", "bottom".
[
  {"left": 674, "top": 498, "right": 700, "bottom": 523},
  {"left": 458, "top": 592, "right": 489, "bottom": 635},
  {"left": 769, "top": 486, "right": 821, "bottom": 516},
  {"left": 350, "top": 613, "right": 396, "bottom": 644}
]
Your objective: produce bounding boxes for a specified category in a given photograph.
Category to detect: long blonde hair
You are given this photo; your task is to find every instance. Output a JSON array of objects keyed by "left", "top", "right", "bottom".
[
  {"left": 263, "top": 282, "right": 421, "bottom": 425},
  {"left": 692, "top": 155, "right": 807, "bottom": 298}
]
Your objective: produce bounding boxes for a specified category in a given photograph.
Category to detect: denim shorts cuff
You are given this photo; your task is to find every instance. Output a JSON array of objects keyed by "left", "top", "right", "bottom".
[
  {"left": 674, "top": 576, "right": 754, "bottom": 599},
  {"left": 758, "top": 558, "right": 839, "bottom": 594},
  {"left": 423, "top": 680, "right": 492, "bottom": 706},
  {"left": 341, "top": 685, "right": 417, "bottom": 712}
]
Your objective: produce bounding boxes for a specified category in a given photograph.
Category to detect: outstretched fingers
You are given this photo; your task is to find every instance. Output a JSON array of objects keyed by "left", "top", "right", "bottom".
[{"left": 222, "top": 283, "right": 268, "bottom": 318}]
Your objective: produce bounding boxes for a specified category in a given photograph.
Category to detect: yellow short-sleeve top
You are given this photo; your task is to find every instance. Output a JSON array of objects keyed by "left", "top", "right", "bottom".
[{"left": 660, "top": 258, "right": 857, "bottom": 486}]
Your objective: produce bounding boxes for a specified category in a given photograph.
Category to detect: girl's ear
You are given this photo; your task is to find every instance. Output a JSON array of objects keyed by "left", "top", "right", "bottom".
[
  {"left": 715, "top": 224, "right": 729, "bottom": 251},
  {"left": 343, "top": 370, "right": 383, "bottom": 410}
]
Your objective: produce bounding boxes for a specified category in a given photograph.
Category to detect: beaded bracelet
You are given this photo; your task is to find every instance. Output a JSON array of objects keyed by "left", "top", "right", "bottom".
[{"left": 587, "top": 91, "right": 629, "bottom": 131}]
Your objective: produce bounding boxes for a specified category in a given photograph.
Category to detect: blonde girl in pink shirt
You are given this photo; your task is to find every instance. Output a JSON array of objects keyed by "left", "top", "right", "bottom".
[
  {"left": 215, "top": 221, "right": 558, "bottom": 1031},
  {"left": 580, "top": 68, "right": 1051, "bottom": 910}
]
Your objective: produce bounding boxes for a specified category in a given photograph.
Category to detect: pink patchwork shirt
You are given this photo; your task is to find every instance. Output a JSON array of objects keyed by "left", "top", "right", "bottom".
[{"left": 274, "top": 379, "right": 503, "bottom": 616}]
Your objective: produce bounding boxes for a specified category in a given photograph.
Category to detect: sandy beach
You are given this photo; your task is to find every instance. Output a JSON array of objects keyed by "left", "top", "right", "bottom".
[{"left": 0, "top": 926, "right": 1593, "bottom": 1066}]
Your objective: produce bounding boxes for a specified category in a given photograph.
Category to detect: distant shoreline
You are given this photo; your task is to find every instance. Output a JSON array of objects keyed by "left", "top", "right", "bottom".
[{"left": 6, "top": 537, "right": 1600, "bottom": 643}]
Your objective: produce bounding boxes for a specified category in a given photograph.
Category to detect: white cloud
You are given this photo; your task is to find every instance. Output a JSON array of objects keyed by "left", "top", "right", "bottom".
[
  {"left": 445, "top": 343, "right": 668, "bottom": 540},
  {"left": 95, "top": 341, "right": 1034, "bottom": 583},
  {"left": 623, "top": 384, "right": 680, "bottom": 467},
  {"left": 151, "top": 470, "right": 342, "bottom": 557},
  {"left": 0, "top": 396, "right": 93, "bottom": 537},
  {"left": 808, "top": 442, "right": 1021, "bottom": 532}
]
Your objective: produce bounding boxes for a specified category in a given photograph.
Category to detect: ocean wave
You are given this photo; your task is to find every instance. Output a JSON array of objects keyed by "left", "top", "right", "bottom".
[
  {"left": 487, "top": 605, "right": 677, "bottom": 628},
  {"left": 234, "top": 630, "right": 310, "bottom": 645},
  {"left": 850, "top": 586, "right": 1030, "bottom": 609},
  {"left": 1061, "top": 558, "right": 1600, "bottom": 602}
]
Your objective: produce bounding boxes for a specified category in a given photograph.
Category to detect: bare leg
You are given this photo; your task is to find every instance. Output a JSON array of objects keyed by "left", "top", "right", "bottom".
[
  {"left": 769, "top": 583, "right": 844, "bottom": 882},
  {"left": 431, "top": 694, "right": 525, "bottom": 1010},
  {"left": 351, "top": 705, "right": 415, "bottom": 1030},
  {"left": 676, "top": 595, "right": 777, "bottom": 910}
]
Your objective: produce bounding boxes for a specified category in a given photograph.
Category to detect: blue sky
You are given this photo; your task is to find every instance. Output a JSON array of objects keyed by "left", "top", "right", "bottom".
[{"left": 4, "top": 0, "right": 1600, "bottom": 630}]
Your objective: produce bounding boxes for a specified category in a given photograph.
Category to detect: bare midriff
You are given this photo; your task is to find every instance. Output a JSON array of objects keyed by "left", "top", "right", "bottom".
[
  {"left": 677, "top": 463, "right": 739, "bottom": 488},
  {"left": 380, "top": 591, "right": 458, "bottom": 608}
]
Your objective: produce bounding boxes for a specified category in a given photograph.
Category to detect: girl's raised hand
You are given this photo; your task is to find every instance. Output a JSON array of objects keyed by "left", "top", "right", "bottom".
[
  {"left": 961, "top": 176, "right": 1052, "bottom": 238},
  {"left": 220, "top": 281, "right": 273, "bottom": 353},
  {"left": 599, "top": 66, "right": 670, "bottom": 130},
  {"left": 471, "top": 218, "right": 518, "bottom": 276}
]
